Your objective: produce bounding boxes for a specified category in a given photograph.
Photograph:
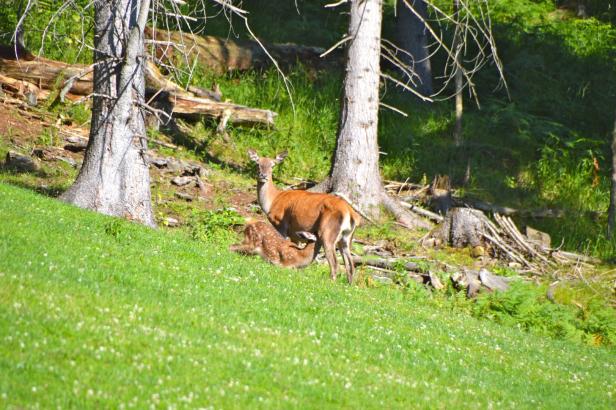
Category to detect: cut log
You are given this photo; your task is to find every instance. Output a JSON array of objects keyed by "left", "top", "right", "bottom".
[
  {"left": 430, "top": 207, "right": 490, "bottom": 248},
  {"left": 145, "top": 27, "right": 340, "bottom": 74}
]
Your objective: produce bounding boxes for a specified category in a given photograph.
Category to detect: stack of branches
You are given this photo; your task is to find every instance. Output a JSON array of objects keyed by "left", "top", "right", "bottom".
[{"left": 425, "top": 207, "right": 599, "bottom": 274}]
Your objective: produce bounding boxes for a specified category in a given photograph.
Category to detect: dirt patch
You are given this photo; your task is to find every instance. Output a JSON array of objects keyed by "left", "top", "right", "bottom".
[
  {"left": 0, "top": 104, "right": 44, "bottom": 146},
  {"left": 229, "top": 190, "right": 258, "bottom": 216}
]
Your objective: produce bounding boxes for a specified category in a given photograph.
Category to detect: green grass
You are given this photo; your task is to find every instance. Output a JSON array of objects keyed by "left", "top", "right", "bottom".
[{"left": 1, "top": 183, "right": 615, "bottom": 408}]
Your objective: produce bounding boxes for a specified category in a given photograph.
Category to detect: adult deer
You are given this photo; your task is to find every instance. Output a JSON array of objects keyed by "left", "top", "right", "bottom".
[
  {"left": 230, "top": 220, "right": 318, "bottom": 268},
  {"left": 248, "top": 149, "right": 361, "bottom": 283}
]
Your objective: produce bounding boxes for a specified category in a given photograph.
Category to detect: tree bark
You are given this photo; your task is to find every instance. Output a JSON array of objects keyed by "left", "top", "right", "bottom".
[
  {"left": 316, "top": 0, "right": 431, "bottom": 229},
  {"left": 608, "top": 108, "right": 616, "bottom": 239},
  {"left": 60, "top": 0, "right": 155, "bottom": 227},
  {"left": 394, "top": 0, "right": 433, "bottom": 96}
]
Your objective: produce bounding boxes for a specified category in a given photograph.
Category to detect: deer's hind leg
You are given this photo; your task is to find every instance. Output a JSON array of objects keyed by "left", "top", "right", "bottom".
[
  {"left": 229, "top": 243, "right": 259, "bottom": 255},
  {"left": 319, "top": 213, "right": 345, "bottom": 281}
]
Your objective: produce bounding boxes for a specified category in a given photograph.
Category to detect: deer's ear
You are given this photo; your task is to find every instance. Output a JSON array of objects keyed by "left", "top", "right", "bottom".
[
  {"left": 247, "top": 149, "right": 260, "bottom": 163},
  {"left": 297, "top": 231, "right": 317, "bottom": 242},
  {"left": 274, "top": 150, "right": 288, "bottom": 164}
]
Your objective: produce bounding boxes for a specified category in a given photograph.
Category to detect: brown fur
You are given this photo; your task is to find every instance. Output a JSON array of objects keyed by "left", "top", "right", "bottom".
[
  {"left": 229, "top": 221, "right": 318, "bottom": 268},
  {"left": 248, "top": 149, "right": 361, "bottom": 283}
]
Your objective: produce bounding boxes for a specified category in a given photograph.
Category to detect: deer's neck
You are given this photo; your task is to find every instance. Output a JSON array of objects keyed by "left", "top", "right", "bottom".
[{"left": 257, "top": 178, "right": 279, "bottom": 215}]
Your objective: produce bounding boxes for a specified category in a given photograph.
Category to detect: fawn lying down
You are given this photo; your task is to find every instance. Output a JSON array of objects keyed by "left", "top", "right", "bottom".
[{"left": 229, "top": 221, "right": 318, "bottom": 268}]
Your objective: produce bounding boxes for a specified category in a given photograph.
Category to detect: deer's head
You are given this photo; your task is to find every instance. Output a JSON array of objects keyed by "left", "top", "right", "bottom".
[{"left": 248, "top": 149, "right": 288, "bottom": 183}]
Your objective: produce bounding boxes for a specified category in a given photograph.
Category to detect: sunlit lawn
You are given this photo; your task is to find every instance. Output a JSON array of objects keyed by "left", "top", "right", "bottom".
[{"left": 0, "top": 183, "right": 614, "bottom": 409}]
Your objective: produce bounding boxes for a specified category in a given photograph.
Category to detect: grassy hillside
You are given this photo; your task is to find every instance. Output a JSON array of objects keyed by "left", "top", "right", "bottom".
[{"left": 0, "top": 183, "right": 615, "bottom": 408}]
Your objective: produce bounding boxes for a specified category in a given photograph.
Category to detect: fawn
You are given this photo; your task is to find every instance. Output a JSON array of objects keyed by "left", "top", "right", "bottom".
[{"left": 230, "top": 220, "right": 319, "bottom": 268}]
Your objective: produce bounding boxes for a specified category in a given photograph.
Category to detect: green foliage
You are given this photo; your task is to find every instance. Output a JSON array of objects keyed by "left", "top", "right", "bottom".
[
  {"left": 187, "top": 207, "right": 244, "bottom": 243},
  {"left": 2, "top": 183, "right": 615, "bottom": 408},
  {"left": 35, "top": 128, "right": 59, "bottom": 148},
  {"left": 472, "top": 281, "right": 616, "bottom": 346},
  {"left": 0, "top": 0, "right": 94, "bottom": 63}
]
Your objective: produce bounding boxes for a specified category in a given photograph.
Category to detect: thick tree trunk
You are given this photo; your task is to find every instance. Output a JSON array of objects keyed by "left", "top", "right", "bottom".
[
  {"left": 60, "top": 0, "right": 155, "bottom": 227},
  {"left": 394, "top": 0, "right": 433, "bottom": 96},
  {"left": 608, "top": 109, "right": 616, "bottom": 239},
  {"left": 325, "top": 0, "right": 384, "bottom": 216}
]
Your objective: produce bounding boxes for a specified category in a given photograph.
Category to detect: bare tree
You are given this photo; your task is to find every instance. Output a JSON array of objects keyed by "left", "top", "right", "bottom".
[
  {"left": 15, "top": 0, "right": 279, "bottom": 226},
  {"left": 608, "top": 108, "right": 616, "bottom": 239},
  {"left": 59, "top": 0, "right": 155, "bottom": 226}
]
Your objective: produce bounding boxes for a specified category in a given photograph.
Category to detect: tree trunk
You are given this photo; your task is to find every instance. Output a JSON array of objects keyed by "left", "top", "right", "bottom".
[
  {"left": 608, "top": 109, "right": 616, "bottom": 239},
  {"left": 326, "top": 0, "right": 384, "bottom": 216},
  {"left": 316, "top": 0, "right": 431, "bottom": 229},
  {"left": 394, "top": 0, "right": 433, "bottom": 96},
  {"left": 452, "top": 0, "right": 469, "bottom": 185},
  {"left": 60, "top": 0, "right": 155, "bottom": 227}
]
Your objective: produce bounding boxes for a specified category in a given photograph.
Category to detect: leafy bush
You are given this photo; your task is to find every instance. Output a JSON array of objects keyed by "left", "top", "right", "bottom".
[
  {"left": 472, "top": 281, "right": 616, "bottom": 346},
  {"left": 187, "top": 208, "right": 244, "bottom": 243}
]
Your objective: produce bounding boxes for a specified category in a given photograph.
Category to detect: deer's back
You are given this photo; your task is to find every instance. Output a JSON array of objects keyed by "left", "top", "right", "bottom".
[{"left": 268, "top": 190, "right": 359, "bottom": 234}]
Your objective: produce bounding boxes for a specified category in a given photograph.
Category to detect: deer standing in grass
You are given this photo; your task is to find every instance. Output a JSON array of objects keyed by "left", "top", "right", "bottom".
[
  {"left": 230, "top": 220, "right": 318, "bottom": 268},
  {"left": 248, "top": 149, "right": 361, "bottom": 283}
]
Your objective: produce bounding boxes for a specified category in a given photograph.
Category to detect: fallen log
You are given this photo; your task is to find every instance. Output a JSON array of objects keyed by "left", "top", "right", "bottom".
[
  {"left": 351, "top": 256, "right": 420, "bottom": 272},
  {"left": 170, "top": 93, "right": 276, "bottom": 126},
  {"left": 145, "top": 27, "right": 341, "bottom": 74},
  {"left": 0, "top": 55, "right": 93, "bottom": 96},
  {"left": 0, "top": 53, "right": 276, "bottom": 127}
]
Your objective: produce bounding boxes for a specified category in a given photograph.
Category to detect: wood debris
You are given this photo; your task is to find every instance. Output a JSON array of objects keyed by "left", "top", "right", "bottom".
[{"left": 0, "top": 51, "right": 277, "bottom": 128}]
